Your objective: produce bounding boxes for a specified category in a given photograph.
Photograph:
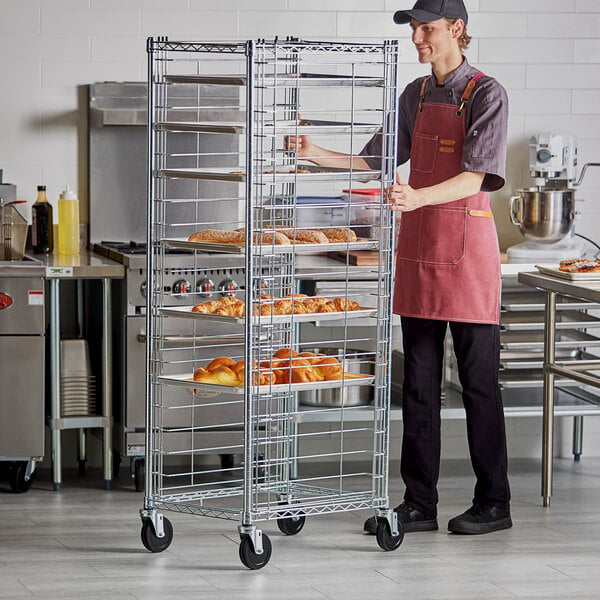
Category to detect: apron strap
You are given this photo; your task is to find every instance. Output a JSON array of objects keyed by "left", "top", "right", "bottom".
[
  {"left": 418, "top": 76, "right": 432, "bottom": 112},
  {"left": 456, "top": 72, "right": 484, "bottom": 117}
]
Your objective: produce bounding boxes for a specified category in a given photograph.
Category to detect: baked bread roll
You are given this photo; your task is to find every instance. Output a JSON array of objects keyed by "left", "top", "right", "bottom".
[
  {"left": 206, "top": 356, "right": 236, "bottom": 371},
  {"left": 276, "top": 228, "right": 329, "bottom": 244},
  {"left": 188, "top": 229, "right": 242, "bottom": 244},
  {"left": 320, "top": 227, "right": 357, "bottom": 243},
  {"left": 236, "top": 230, "right": 291, "bottom": 245},
  {"left": 313, "top": 356, "right": 343, "bottom": 380},
  {"left": 273, "top": 348, "right": 299, "bottom": 360},
  {"left": 297, "top": 351, "right": 325, "bottom": 365}
]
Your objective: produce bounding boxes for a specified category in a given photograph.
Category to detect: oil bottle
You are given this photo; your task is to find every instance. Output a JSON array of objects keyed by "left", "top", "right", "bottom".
[
  {"left": 57, "top": 185, "right": 80, "bottom": 254},
  {"left": 31, "top": 185, "right": 54, "bottom": 253}
]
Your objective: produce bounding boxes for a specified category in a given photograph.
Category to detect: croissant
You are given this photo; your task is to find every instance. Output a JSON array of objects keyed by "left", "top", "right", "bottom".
[
  {"left": 317, "top": 302, "right": 337, "bottom": 313},
  {"left": 192, "top": 300, "right": 220, "bottom": 313}
]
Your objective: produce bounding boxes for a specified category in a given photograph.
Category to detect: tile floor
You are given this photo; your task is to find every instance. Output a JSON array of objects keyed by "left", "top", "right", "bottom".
[{"left": 1, "top": 457, "right": 599, "bottom": 600}]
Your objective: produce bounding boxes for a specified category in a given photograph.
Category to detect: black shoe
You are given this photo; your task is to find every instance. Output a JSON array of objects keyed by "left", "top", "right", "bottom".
[
  {"left": 448, "top": 504, "right": 512, "bottom": 535},
  {"left": 363, "top": 502, "right": 438, "bottom": 534}
]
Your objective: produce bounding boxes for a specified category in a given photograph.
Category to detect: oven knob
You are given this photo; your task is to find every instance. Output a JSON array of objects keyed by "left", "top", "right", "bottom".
[
  {"left": 196, "top": 277, "right": 215, "bottom": 298},
  {"left": 140, "top": 281, "right": 147, "bottom": 299},
  {"left": 172, "top": 278, "right": 192, "bottom": 298},
  {"left": 218, "top": 277, "right": 239, "bottom": 297}
]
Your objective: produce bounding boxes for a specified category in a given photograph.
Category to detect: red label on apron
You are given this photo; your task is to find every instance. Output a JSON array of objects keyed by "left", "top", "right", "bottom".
[{"left": 393, "top": 75, "right": 501, "bottom": 324}]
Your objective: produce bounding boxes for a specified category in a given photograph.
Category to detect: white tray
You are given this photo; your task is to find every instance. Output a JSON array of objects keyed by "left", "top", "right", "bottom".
[
  {"left": 163, "top": 73, "right": 384, "bottom": 87},
  {"left": 536, "top": 264, "right": 600, "bottom": 281},
  {"left": 161, "top": 237, "right": 378, "bottom": 254},
  {"left": 160, "top": 305, "right": 377, "bottom": 324},
  {"left": 156, "top": 119, "right": 380, "bottom": 135},
  {"left": 160, "top": 164, "right": 379, "bottom": 183},
  {"left": 160, "top": 372, "right": 375, "bottom": 395}
]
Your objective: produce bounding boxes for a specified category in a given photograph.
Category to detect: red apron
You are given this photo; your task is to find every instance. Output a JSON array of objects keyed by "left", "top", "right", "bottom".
[{"left": 393, "top": 73, "right": 501, "bottom": 325}]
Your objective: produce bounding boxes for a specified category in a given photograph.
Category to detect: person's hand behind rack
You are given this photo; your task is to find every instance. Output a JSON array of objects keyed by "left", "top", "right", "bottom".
[
  {"left": 285, "top": 132, "right": 372, "bottom": 171},
  {"left": 285, "top": 131, "right": 320, "bottom": 161}
]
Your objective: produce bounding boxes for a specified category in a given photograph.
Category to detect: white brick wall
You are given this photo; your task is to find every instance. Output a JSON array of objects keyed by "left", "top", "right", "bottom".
[{"left": 1, "top": 1, "right": 599, "bottom": 462}]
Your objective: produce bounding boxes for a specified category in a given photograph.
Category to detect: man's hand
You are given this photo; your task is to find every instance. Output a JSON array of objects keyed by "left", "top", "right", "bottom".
[
  {"left": 386, "top": 172, "right": 424, "bottom": 212},
  {"left": 285, "top": 133, "right": 316, "bottom": 159}
]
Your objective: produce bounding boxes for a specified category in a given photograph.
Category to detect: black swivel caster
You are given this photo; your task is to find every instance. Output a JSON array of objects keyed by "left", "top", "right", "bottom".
[
  {"left": 141, "top": 516, "right": 174, "bottom": 553},
  {"left": 239, "top": 533, "right": 272, "bottom": 570},
  {"left": 375, "top": 517, "right": 404, "bottom": 551}
]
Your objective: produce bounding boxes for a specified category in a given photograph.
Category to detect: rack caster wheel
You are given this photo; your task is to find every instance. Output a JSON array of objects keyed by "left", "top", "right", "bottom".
[
  {"left": 8, "top": 461, "right": 34, "bottom": 494},
  {"left": 141, "top": 516, "right": 173, "bottom": 553},
  {"left": 277, "top": 514, "right": 305, "bottom": 536},
  {"left": 239, "top": 533, "right": 272, "bottom": 570},
  {"left": 375, "top": 518, "right": 404, "bottom": 551}
]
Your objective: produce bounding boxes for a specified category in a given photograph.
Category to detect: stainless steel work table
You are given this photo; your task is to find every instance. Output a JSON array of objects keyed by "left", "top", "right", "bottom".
[
  {"left": 36, "top": 250, "right": 124, "bottom": 490},
  {"left": 518, "top": 270, "right": 600, "bottom": 507}
]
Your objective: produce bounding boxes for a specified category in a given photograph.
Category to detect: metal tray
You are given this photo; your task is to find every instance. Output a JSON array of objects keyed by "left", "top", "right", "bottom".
[
  {"left": 164, "top": 72, "right": 384, "bottom": 87},
  {"left": 160, "top": 305, "right": 377, "bottom": 324},
  {"left": 501, "top": 310, "right": 600, "bottom": 331},
  {"left": 536, "top": 264, "right": 600, "bottom": 281},
  {"left": 156, "top": 119, "right": 381, "bottom": 135},
  {"left": 500, "top": 329, "right": 600, "bottom": 350},
  {"left": 160, "top": 164, "right": 379, "bottom": 183},
  {"left": 501, "top": 291, "right": 595, "bottom": 312},
  {"left": 161, "top": 237, "right": 378, "bottom": 254},
  {"left": 160, "top": 373, "right": 375, "bottom": 395}
]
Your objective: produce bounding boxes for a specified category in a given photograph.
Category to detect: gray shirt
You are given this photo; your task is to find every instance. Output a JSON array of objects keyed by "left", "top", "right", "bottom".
[{"left": 360, "top": 58, "right": 508, "bottom": 192}]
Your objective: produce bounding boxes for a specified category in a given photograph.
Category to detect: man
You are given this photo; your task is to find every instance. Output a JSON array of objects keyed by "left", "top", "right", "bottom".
[{"left": 288, "top": 0, "right": 512, "bottom": 535}]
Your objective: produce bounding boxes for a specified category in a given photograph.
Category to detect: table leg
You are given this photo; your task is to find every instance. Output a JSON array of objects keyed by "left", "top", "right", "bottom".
[
  {"left": 49, "top": 279, "right": 62, "bottom": 491},
  {"left": 572, "top": 416, "right": 583, "bottom": 462},
  {"left": 102, "top": 278, "right": 113, "bottom": 490},
  {"left": 542, "top": 290, "right": 556, "bottom": 507}
]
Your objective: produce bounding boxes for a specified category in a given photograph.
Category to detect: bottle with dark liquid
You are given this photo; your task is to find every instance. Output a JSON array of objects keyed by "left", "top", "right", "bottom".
[{"left": 31, "top": 185, "right": 53, "bottom": 253}]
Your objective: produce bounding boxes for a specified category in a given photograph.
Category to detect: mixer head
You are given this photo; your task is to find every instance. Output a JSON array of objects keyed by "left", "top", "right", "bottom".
[{"left": 529, "top": 132, "right": 577, "bottom": 185}]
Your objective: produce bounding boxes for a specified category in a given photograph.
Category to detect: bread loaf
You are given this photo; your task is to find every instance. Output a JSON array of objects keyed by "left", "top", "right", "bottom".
[
  {"left": 320, "top": 227, "right": 357, "bottom": 243},
  {"left": 188, "top": 229, "right": 242, "bottom": 243}
]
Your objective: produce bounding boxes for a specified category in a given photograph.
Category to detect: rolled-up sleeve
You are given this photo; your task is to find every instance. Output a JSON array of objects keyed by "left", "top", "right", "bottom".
[{"left": 463, "top": 80, "right": 509, "bottom": 192}]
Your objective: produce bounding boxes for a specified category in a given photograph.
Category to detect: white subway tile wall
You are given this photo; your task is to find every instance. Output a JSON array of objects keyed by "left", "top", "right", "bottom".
[{"left": 0, "top": 0, "right": 598, "bottom": 243}]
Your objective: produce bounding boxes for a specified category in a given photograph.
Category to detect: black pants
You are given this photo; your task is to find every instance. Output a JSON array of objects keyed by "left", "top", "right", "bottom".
[{"left": 400, "top": 316, "right": 511, "bottom": 517}]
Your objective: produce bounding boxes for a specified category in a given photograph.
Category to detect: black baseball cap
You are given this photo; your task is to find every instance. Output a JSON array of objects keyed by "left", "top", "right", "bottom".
[{"left": 393, "top": 0, "right": 468, "bottom": 25}]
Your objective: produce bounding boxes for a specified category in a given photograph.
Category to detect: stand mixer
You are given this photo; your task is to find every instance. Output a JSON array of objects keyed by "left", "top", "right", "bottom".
[{"left": 507, "top": 132, "right": 599, "bottom": 263}]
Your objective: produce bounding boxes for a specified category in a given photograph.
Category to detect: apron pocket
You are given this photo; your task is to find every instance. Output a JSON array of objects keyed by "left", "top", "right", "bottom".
[
  {"left": 417, "top": 206, "right": 466, "bottom": 265},
  {"left": 410, "top": 133, "right": 438, "bottom": 174}
]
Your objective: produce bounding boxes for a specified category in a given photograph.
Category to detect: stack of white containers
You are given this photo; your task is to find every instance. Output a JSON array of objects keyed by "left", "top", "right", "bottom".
[{"left": 60, "top": 339, "right": 96, "bottom": 416}]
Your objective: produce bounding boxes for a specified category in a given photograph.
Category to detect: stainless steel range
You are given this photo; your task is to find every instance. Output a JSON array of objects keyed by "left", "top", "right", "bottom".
[
  {"left": 93, "top": 241, "right": 249, "bottom": 490},
  {"left": 89, "top": 81, "right": 243, "bottom": 489}
]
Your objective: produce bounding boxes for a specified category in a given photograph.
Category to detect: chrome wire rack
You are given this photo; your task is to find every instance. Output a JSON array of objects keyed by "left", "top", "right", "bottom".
[{"left": 141, "top": 36, "right": 401, "bottom": 569}]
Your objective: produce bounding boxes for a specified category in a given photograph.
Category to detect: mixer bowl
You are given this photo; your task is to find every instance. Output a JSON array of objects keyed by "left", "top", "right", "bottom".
[{"left": 509, "top": 188, "right": 575, "bottom": 243}]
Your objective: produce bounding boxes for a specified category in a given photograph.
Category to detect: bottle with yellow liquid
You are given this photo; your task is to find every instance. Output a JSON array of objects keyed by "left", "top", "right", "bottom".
[{"left": 57, "top": 185, "right": 80, "bottom": 254}]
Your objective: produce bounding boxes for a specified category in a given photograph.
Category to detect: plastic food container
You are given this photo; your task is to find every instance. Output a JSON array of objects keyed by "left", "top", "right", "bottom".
[{"left": 343, "top": 188, "right": 382, "bottom": 225}]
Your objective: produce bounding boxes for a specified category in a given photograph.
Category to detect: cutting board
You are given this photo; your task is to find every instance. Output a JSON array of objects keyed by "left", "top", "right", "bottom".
[{"left": 330, "top": 250, "right": 380, "bottom": 266}]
